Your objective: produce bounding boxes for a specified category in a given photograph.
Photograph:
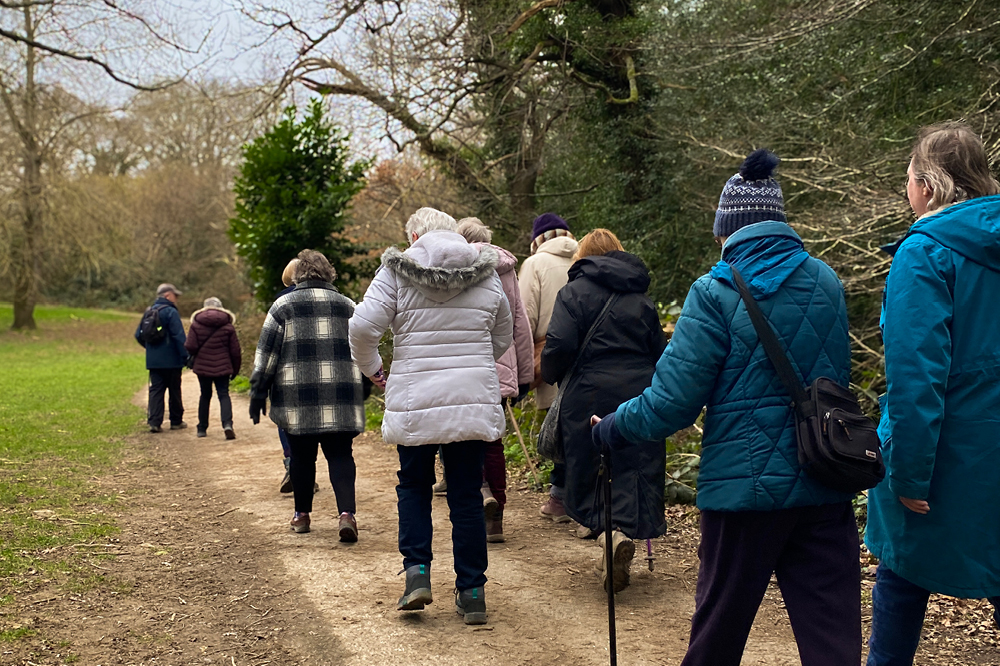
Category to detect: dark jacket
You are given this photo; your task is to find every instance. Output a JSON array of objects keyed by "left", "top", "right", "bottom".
[
  {"left": 184, "top": 307, "right": 241, "bottom": 378},
  {"left": 251, "top": 280, "right": 365, "bottom": 436},
  {"left": 541, "top": 251, "right": 666, "bottom": 539},
  {"left": 615, "top": 221, "right": 854, "bottom": 512},
  {"left": 135, "top": 297, "right": 188, "bottom": 369},
  {"left": 866, "top": 195, "right": 1000, "bottom": 598}
]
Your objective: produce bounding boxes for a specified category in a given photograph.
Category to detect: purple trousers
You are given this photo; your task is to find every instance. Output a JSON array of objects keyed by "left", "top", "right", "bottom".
[
  {"left": 483, "top": 439, "right": 507, "bottom": 508},
  {"left": 681, "top": 502, "right": 861, "bottom": 666}
]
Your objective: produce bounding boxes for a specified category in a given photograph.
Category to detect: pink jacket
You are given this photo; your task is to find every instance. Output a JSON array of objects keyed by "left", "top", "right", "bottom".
[{"left": 474, "top": 242, "right": 533, "bottom": 398}]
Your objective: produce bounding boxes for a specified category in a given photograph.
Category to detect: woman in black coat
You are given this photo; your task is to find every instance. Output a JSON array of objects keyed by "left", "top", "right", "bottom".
[{"left": 541, "top": 229, "right": 666, "bottom": 590}]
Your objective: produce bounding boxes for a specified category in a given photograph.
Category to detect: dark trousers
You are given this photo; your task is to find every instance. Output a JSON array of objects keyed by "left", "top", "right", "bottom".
[
  {"left": 483, "top": 439, "right": 507, "bottom": 508},
  {"left": 867, "top": 564, "right": 1000, "bottom": 666},
  {"left": 397, "top": 441, "right": 487, "bottom": 591},
  {"left": 680, "top": 502, "right": 861, "bottom": 666},
  {"left": 550, "top": 461, "right": 566, "bottom": 497},
  {"left": 278, "top": 427, "right": 292, "bottom": 458},
  {"left": 196, "top": 375, "right": 233, "bottom": 431},
  {"left": 148, "top": 368, "right": 183, "bottom": 427},
  {"left": 286, "top": 432, "right": 357, "bottom": 515}
]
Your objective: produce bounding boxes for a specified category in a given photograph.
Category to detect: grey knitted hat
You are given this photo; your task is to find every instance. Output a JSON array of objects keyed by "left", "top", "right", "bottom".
[{"left": 713, "top": 149, "right": 786, "bottom": 237}]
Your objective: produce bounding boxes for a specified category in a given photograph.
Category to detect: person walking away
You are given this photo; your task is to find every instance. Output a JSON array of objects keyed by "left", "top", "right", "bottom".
[
  {"left": 249, "top": 250, "right": 366, "bottom": 542},
  {"left": 349, "top": 208, "right": 513, "bottom": 625},
  {"left": 457, "top": 217, "right": 533, "bottom": 543},
  {"left": 541, "top": 229, "right": 666, "bottom": 592},
  {"left": 135, "top": 283, "right": 189, "bottom": 432},
  {"left": 518, "top": 212, "right": 578, "bottom": 522},
  {"left": 276, "top": 258, "right": 300, "bottom": 494},
  {"left": 593, "top": 149, "right": 861, "bottom": 666},
  {"left": 864, "top": 122, "right": 1000, "bottom": 666},
  {"left": 185, "top": 297, "right": 241, "bottom": 439}
]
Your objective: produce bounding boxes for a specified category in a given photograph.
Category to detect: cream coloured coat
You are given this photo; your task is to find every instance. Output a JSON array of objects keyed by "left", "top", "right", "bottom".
[
  {"left": 349, "top": 230, "right": 513, "bottom": 446},
  {"left": 518, "top": 235, "right": 578, "bottom": 408}
]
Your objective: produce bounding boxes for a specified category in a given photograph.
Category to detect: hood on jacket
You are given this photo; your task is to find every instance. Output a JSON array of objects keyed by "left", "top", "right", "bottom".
[
  {"left": 190, "top": 306, "right": 234, "bottom": 327},
  {"left": 569, "top": 251, "right": 651, "bottom": 294},
  {"left": 535, "top": 235, "right": 578, "bottom": 259},
  {"left": 470, "top": 242, "right": 517, "bottom": 275},
  {"left": 383, "top": 229, "right": 499, "bottom": 302},
  {"left": 710, "top": 220, "right": 809, "bottom": 298},
  {"left": 905, "top": 194, "right": 1000, "bottom": 270}
]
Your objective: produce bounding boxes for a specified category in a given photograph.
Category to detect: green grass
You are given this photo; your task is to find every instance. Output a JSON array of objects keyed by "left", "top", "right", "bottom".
[{"left": 0, "top": 304, "right": 145, "bottom": 603}]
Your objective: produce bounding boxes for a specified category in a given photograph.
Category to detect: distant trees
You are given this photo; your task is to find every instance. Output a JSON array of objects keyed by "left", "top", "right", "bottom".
[
  {"left": 0, "top": 1, "right": 209, "bottom": 329},
  {"left": 0, "top": 80, "right": 275, "bottom": 313},
  {"left": 229, "top": 101, "right": 370, "bottom": 304}
]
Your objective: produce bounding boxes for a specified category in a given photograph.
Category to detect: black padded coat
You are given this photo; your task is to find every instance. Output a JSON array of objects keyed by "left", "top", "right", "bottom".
[{"left": 541, "top": 251, "right": 667, "bottom": 539}]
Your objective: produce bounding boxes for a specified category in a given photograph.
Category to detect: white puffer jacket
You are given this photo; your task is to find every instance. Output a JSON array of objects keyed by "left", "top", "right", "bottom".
[{"left": 349, "top": 230, "right": 514, "bottom": 446}]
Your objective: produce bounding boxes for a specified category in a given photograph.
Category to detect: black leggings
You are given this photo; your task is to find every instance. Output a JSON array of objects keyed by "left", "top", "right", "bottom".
[
  {"left": 197, "top": 375, "right": 233, "bottom": 430},
  {"left": 286, "top": 432, "right": 357, "bottom": 515}
]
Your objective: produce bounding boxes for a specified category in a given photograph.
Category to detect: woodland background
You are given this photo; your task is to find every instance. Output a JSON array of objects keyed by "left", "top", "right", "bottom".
[{"left": 1, "top": 0, "right": 998, "bottom": 405}]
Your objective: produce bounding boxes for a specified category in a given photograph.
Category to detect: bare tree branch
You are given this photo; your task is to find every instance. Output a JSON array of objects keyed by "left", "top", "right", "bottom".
[{"left": 0, "top": 26, "right": 180, "bottom": 91}]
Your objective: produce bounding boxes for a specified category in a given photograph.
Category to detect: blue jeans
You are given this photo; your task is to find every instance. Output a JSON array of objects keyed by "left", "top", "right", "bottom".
[
  {"left": 397, "top": 441, "right": 487, "bottom": 591},
  {"left": 867, "top": 565, "right": 1000, "bottom": 665}
]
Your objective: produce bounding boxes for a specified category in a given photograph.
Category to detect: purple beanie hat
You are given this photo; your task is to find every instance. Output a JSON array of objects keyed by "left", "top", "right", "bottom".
[{"left": 531, "top": 213, "right": 569, "bottom": 239}]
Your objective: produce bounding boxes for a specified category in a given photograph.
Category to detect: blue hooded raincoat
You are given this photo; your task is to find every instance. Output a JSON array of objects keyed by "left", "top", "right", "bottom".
[
  {"left": 615, "top": 221, "right": 855, "bottom": 512},
  {"left": 866, "top": 194, "right": 1000, "bottom": 599}
]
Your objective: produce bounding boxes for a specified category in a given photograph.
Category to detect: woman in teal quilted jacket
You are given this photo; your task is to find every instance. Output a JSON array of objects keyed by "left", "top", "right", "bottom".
[
  {"left": 593, "top": 149, "right": 860, "bottom": 666},
  {"left": 864, "top": 122, "right": 1000, "bottom": 666}
]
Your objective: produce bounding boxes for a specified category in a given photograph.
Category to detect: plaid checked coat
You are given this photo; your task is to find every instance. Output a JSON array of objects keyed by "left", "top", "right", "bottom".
[{"left": 249, "top": 280, "right": 365, "bottom": 436}]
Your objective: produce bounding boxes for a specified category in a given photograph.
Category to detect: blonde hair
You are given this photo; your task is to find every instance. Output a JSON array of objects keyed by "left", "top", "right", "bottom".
[
  {"left": 456, "top": 217, "right": 493, "bottom": 243},
  {"left": 281, "top": 258, "right": 300, "bottom": 287},
  {"left": 910, "top": 121, "right": 1000, "bottom": 213},
  {"left": 573, "top": 228, "right": 624, "bottom": 261}
]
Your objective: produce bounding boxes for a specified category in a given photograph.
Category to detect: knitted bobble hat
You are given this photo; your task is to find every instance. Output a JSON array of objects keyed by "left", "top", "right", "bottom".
[
  {"left": 531, "top": 212, "right": 569, "bottom": 239},
  {"left": 713, "top": 149, "right": 786, "bottom": 237}
]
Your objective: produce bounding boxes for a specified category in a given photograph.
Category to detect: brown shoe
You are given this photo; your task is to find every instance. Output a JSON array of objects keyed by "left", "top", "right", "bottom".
[
  {"left": 486, "top": 510, "right": 505, "bottom": 543},
  {"left": 597, "top": 530, "right": 635, "bottom": 593},
  {"left": 540, "top": 495, "right": 572, "bottom": 523},
  {"left": 290, "top": 512, "right": 310, "bottom": 533},
  {"left": 338, "top": 512, "right": 358, "bottom": 543}
]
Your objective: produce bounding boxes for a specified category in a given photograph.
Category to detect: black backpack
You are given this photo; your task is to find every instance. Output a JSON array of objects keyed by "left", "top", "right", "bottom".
[
  {"left": 139, "top": 305, "right": 170, "bottom": 344},
  {"left": 731, "top": 267, "right": 886, "bottom": 494}
]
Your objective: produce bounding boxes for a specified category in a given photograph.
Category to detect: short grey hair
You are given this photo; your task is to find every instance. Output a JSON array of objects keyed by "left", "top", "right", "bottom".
[
  {"left": 294, "top": 249, "right": 337, "bottom": 283},
  {"left": 405, "top": 207, "right": 456, "bottom": 243},
  {"left": 456, "top": 217, "right": 493, "bottom": 243}
]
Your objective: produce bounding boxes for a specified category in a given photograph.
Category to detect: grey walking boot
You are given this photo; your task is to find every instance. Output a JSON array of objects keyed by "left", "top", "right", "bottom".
[
  {"left": 455, "top": 587, "right": 487, "bottom": 625},
  {"left": 397, "top": 564, "right": 433, "bottom": 611}
]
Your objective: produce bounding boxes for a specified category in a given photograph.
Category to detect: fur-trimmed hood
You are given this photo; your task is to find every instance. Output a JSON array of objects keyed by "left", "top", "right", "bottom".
[
  {"left": 382, "top": 229, "right": 499, "bottom": 302},
  {"left": 189, "top": 306, "right": 236, "bottom": 327}
]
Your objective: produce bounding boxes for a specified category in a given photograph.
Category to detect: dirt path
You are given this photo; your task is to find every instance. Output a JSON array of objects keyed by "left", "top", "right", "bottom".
[
  {"left": 11, "top": 371, "right": 995, "bottom": 665},
  {"left": 133, "top": 372, "right": 803, "bottom": 666}
]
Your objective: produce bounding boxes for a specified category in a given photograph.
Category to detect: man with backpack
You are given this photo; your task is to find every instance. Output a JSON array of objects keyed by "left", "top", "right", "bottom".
[{"left": 135, "top": 283, "right": 190, "bottom": 433}]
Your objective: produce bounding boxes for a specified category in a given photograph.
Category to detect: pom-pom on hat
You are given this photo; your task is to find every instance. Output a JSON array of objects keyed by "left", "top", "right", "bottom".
[
  {"left": 713, "top": 149, "right": 786, "bottom": 238},
  {"left": 531, "top": 212, "right": 569, "bottom": 239}
]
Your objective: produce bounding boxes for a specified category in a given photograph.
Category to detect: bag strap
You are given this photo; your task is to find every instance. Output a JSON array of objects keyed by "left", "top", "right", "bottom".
[
  {"left": 192, "top": 324, "right": 223, "bottom": 356},
  {"left": 559, "top": 293, "right": 620, "bottom": 390},
  {"left": 729, "top": 266, "right": 810, "bottom": 416}
]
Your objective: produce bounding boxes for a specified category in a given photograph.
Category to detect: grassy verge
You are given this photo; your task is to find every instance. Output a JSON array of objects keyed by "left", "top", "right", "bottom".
[{"left": 0, "top": 304, "right": 145, "bottom": 614}]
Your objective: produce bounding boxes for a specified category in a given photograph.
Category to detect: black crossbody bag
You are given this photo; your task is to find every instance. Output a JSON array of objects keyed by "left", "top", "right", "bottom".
[{"left": 731, "top": 267, "right": 885, "bottom": 494}]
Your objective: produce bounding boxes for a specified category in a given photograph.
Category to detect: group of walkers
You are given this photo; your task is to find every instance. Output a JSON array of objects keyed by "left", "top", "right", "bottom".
[
  {"left": 134, "top": 120, "right": 1000, "bottom": 665},
  {"left": 135, "top": 284, "right": 241, "bottom": 440}
]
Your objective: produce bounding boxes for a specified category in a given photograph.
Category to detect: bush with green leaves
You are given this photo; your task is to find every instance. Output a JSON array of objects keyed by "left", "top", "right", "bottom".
[{"left": 229, "top": 100, "right": 370, "bottom": 304}]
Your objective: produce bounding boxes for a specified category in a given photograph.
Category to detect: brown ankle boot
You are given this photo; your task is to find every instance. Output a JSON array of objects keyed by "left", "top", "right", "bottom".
[{"left": 486, "top": 509, "right": 505, "bottom": 543}]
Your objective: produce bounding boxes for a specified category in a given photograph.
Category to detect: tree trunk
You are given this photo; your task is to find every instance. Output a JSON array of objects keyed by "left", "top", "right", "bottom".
[{"left": 10, "top": 7, "right": 40, "bottom": 330}]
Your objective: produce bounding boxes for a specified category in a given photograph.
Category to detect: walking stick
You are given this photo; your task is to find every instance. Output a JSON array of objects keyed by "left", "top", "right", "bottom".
[
  {"left": 506, "top": 401, "right": 541, "bottom": 489},
  {"left": 600, "top": 438, "right": 618, "bottom": 666}
]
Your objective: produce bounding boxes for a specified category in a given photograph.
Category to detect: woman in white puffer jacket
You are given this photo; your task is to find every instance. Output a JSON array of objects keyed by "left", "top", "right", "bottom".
[{"left": 349, "top": 207, "right": 512, "bottom": 625}]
